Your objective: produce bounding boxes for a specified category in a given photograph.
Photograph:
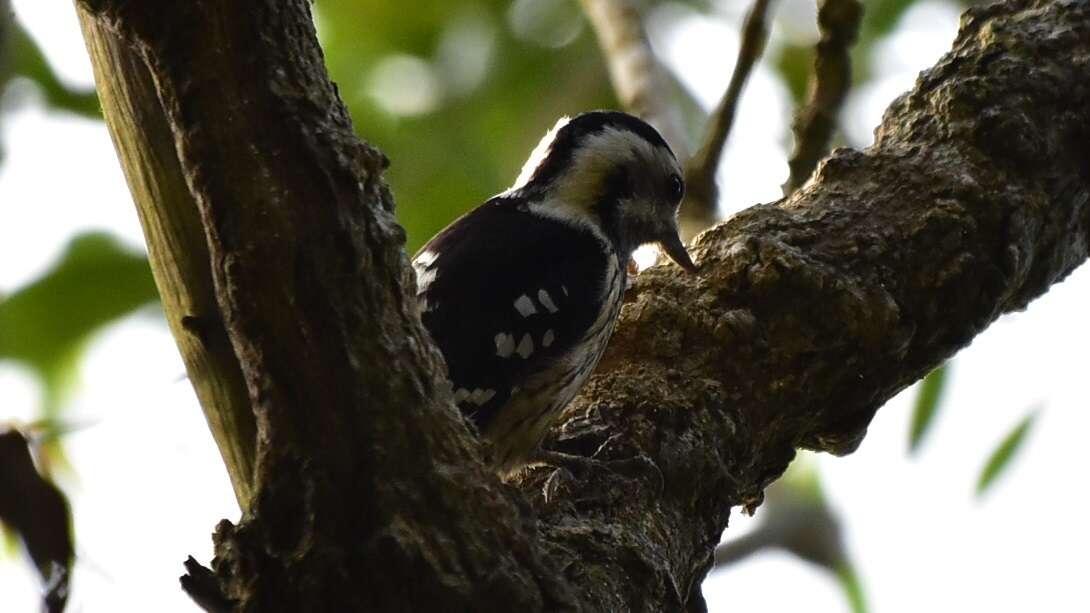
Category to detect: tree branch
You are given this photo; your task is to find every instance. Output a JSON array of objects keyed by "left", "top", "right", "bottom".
[
  {"left": 75, "top": 0, "right": 1088, "bottom": 610},
  {"left": 781, "top": 0, "right": 863, "bottom": 196},
  {"left": 76, "top": 0, "right": 568, "bottom": 610},
  {"left": 580, "top": 0, "right": 689, "bottom": 156},
  {"left": 511, "top": 0, "right": 1089, "bottom": 607},
  {"left": 683, "top": 0, "right": 775, "bottom": 238},
  {"left": 76, "top": 9, "right": 257, "bottom": 508}
]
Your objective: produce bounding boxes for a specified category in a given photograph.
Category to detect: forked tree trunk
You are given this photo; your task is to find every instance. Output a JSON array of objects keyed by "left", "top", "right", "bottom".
[{"left": 74, "top": 0, "right": 1088, "bottom": 610}]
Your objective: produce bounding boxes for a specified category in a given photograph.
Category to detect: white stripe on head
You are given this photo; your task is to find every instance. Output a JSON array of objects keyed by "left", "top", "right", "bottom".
[
  {"left": 509, "top": 116, "right": 571, "bottom": 192},
  {"left": 524, "top": 126, "right": 678, "bottom": 242}
]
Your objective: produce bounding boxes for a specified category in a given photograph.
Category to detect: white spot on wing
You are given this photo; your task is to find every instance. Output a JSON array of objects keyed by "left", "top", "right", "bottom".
[
  {"left": 537, "top": 289, "right": 559, "bottom": 313},
  {"left": 514, "top": 294, "right": 537, "bottom": 317},
  {"left": 562, "top": 285, "right": 569, "bottom": 296},
  {"left": 495, "top": 333, "right": 515, "bottom": 358},
  {"left": 469, "top": 388, "right": 496, "bottom": 405},
  {"left": 543, "top": 329, "right": 555, "bottom": 347},
  {"left": 516, "top": 333, "right": 534, "bottom": 358}
]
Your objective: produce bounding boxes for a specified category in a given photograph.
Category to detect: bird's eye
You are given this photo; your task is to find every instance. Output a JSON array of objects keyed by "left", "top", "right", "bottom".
[{"left": 668, "top": 174, "right": 684, "bottom": 204}]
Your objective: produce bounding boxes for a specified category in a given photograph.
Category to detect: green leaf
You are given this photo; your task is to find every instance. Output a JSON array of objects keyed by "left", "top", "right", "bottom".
[
  {"left": 0, "top": 232, "right": 159, "bottom": 414},
  {"left": 835, "top": 560, "right": 869, "bottom": 613},
  {"left": 908, "top": 364, "right": 948, "bottom": 454},
  {"left": 859, "top": 0, "right": 918, "bottom": 44},
  {"left": 976, "top": 409, "right": 1039, "bottom": 497},
  {"left": 851, "top": 0, "right": 922, "bottom": 85},
  {"left": 1, "top": 522, "right": 19, "bottom": 558},
  {"left": 5, "top": 19, "right": 101, "bottom": 119},
  {"left": 781, "top": 451, "right": 825, "bottom": 503}
]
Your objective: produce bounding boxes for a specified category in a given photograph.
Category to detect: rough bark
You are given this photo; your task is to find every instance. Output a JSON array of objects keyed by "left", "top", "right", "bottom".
[
  {"left": 74, "top": 0, "right": 1088, "bottom": 611},
  {"left": 77, "top": 12, "right": 257, "bottom": 508},
  {"left": 515, "top": 1, "right": 1090, "bottom": 608},
  {"left": 76, "top": 1, "right": 568, "bottom": 610}
]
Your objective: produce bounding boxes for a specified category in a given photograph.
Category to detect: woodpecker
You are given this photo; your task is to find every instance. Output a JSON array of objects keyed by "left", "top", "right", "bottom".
[{"left": 413, "top": 110, "right": 696, "bottom": 473}]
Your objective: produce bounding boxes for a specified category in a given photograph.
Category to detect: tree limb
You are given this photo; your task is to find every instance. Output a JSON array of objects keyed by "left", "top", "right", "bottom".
[
  {"left": 74, "top": 0, "right": 1089, "bottom": 610},
  {"left": 76, "top": 0, "right": 569, "bottom": 610},
  {"left": 76, "top": 9, "right": 257, "bottom": 508},
  {"left": 782, "top": 0, "right": 863, "bottom": 196},
  {"left": 682, "top": 0, "right": 775, "bottom": 238},
  {"left": 512, "top": 0, "right": 1090, "bottom": 607},
  {"left": 579, "top": 0, "right": 689, "bottom": 155}
]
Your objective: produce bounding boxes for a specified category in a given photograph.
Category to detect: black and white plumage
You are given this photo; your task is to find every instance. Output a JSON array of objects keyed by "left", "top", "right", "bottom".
[{"left": 413, "top": 111, "right": 696, "bottom": 472}]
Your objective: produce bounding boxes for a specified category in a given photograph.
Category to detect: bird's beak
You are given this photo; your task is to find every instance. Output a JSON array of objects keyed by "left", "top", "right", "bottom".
[{"left": 659, "top": 229, "right": 697, "bottom": 272}]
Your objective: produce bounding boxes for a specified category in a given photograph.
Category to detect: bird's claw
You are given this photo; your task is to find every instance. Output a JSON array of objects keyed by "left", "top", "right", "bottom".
[{"left": 532, "top": 448, "right": 665, "bottom": 494}]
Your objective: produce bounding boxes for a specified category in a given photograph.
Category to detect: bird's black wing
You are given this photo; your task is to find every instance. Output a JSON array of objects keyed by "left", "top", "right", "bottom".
[{"left": 414, "top": 197, "right": 613, "bottom": 431}]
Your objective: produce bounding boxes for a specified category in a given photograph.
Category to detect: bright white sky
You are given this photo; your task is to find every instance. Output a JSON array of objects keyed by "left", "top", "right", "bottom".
[{"left": 1, "top": 1, "right": 1087, "bottom": 611}]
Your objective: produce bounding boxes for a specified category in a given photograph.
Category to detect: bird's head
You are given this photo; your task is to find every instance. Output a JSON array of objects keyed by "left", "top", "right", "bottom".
[{"left": 507, "top": 111, "right": 696, "bottom": 271}]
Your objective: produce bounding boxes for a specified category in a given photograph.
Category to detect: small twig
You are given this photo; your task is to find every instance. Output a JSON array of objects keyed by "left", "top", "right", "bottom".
[
  {"left": 682, "top": 0, "right": 775, "bottom": 239},
  {"left": 781, "top": 0, "right": 863, "bottom": 196},
  {"left": 712, "top": 497, "right": 843, "bottom": 571},
  {"left": 579, "top": 0, "right": 690, "bottom": 159},
  {"left": 711, "top": 472, "right": 869, "bottom": 612},
  {"left": 180, "top": 556, "right": 234, "bottom": 613}
]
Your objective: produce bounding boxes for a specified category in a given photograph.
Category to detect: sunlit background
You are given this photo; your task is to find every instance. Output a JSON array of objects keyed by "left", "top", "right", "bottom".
[{"left": 1, "top": 0, "right": 1087, "bottom": 611}]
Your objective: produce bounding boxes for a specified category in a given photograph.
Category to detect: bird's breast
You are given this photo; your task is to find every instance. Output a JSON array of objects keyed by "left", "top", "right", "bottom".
[{"left": 486, "top": 254, "right": 627, "bottom": 472}]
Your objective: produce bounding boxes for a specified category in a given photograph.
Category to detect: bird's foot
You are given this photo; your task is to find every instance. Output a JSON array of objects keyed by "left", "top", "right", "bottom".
[{"left": 531, "top": 447, "right": 664, "bottom": 493}]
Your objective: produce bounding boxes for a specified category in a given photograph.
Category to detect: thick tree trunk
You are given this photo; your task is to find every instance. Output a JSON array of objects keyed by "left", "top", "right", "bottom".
[{"left": 75, "top": 0, "right": 1088, "bottom": 611}]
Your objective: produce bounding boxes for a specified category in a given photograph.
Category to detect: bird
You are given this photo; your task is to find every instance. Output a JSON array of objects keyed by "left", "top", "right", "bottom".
[{"left": 413, "top": 110, "right": 696, "bottom": 474}]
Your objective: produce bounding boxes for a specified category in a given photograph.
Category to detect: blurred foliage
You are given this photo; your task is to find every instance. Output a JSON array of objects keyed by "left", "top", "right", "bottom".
[
  {"left": 316, "top": 0, "right": 616, "bottom": 254},
  {"left": 0, "top": 0, "right": 982, "bottom": 256},
  {"left": 0, "top": 428, "right": 73, "bottom": 613},
  {"left": 772, "top": 0, "right": 918, "bottom": 106},
  {"left": 2, "top": 505, "right": 18, "bottom": 555},
  {"left": 858, "top": 0, "right": 919, "bottom": 49},
  {"left": 0, "top": 233, "right": 158, "bottom": 415},
  {"left": 0, "top": 0, "right": 969, "bottom": 347},
  {"left": 2, "top": 20, "right": 99, "bottom": 118},
  {"left": 774, "top": 43, "right": 813, "bottom": 105},
  {"left": 774, "top": 0, "right": 978, "bottom": 137},
  {"left": 835, "top": 561, "right": 867, "bottom": 613},
  {"left": 0, "top": 10, "right": 100, "bottom": 162},
  {"left": 715, "top": 456, "right": 869, "bottom": 613},
  {"left": 976, "top": 409, "right": 1038, "bottom": 497},
  {"left": 908, "top": 363, "right": 948, "bottom": 454}
]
